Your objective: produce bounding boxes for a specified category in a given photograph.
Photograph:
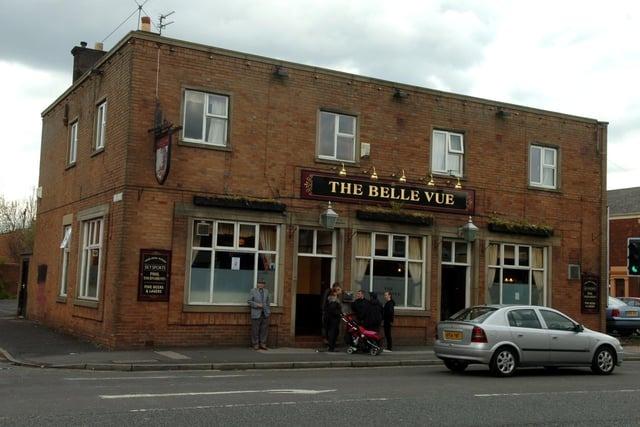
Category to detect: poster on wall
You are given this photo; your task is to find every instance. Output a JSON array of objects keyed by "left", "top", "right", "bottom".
[
  {"left": 581, "top": 274, "right": 600, "bottom": 314},
  {"left": 138, "top": 249, "right": 171, "bottom": 301}
]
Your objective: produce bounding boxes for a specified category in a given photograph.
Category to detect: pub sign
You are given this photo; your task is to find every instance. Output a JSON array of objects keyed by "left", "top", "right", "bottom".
[
  {"left": 301, "top": 170, "right": 474, "bottom": 214},
  {"left": 138, "top": 249, "right": 171, "bottom": 301}
]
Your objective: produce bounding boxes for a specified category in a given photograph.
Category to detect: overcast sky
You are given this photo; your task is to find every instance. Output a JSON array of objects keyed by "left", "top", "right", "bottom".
[{"left": 1, "top": 0, "right": 639, "bottom": 202}]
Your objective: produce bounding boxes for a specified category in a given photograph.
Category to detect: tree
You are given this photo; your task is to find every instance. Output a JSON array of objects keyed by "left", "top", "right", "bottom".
[{"left": 0, "top": 193, "right": 36, "bottom": 262}]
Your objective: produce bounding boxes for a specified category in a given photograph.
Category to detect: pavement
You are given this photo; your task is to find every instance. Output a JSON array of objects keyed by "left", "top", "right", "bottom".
[{"left": 2, "top": 298, "right": 639, "bottom": 372}]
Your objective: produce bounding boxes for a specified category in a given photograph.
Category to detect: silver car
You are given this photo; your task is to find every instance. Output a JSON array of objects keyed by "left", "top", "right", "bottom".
[{"left": 434, "top": 305, "right": 624, "bottom": 377}]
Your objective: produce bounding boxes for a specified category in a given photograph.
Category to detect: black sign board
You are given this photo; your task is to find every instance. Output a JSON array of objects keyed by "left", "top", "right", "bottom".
[
  {"left": 581, "top": 275, "right": 600, "bottom": 314},
  {"left": 138, "top": 249, "right": 171, "bottom": 301},
  {"left": 301, "top": 170, "right": 474, "bottom": 214}
]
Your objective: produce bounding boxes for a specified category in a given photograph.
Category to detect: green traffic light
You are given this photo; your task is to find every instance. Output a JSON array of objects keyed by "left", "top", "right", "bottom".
[{"left": 633, "top": 266, "right": 639, "bottom": 274}]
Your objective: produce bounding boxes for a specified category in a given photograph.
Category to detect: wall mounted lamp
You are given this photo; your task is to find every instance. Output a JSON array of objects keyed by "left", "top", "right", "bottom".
[
  {"left": 338, "top": 163, "right": 347, "bottom": 177},
  {"left": 394, "top": 88, "right": 409, "bottom": 99},
  {"left": 319, "top": 201, "right": 339, "bottom": 229},
  {"left": 274, "top": 65, "right": 289, "bottom": 78},
  {"left": 458, "top": 216, "right": 479, "bottom": 243}
]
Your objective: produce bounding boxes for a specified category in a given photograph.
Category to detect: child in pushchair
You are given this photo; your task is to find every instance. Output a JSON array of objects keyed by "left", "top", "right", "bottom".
[{"left": 341, "top": 313, "right": 384, "bottom": 355}]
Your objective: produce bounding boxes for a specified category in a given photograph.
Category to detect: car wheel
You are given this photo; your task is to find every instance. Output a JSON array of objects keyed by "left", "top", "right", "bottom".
[
  {"left": 490, "top": 347, "right": 517, "bottom": 377},
  {"left": 591, "top": 346, "right": 616, "bottom": 375},
  {"left": 444, "top": 359, "right": 469, "bottom": 373}
]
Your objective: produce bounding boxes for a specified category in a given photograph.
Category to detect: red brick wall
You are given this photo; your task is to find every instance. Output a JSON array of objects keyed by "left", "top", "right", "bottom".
[{"left": 30, "top": 32, "right": 605, "bottom": 348}]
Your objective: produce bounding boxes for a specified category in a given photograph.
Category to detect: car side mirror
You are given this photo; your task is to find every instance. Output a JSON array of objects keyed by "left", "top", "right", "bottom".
[{"left": 574, "top": 324, "right": 584, "bottom": 333}]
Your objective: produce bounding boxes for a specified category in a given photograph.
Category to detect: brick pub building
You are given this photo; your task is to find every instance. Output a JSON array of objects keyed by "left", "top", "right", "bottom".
[{"left": 28, "top": 28, "right": 608, "bottom": 348}]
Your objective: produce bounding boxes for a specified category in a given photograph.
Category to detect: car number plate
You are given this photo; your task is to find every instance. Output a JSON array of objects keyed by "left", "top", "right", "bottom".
[
  {"left": 627, "top": 311, "right": 638, "bottom": 317},
  {"left": 443, "top": 330, "right": 463, "bottom": 341}
]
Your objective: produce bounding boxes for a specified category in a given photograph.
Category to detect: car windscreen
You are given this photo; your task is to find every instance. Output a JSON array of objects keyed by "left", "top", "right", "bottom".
[{"left": 449, "top": 307, "right": 497, "bottom": 323}]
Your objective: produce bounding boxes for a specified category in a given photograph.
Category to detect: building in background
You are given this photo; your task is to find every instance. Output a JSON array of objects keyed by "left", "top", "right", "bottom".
[
  {"left": 28, "top": 26, "right": 608, "bottom": 348},
  {"left": 608, "top": 187, "right": 640, "bottom": 297}
]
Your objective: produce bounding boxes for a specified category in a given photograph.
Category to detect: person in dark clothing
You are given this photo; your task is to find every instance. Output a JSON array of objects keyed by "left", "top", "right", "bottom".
[
  {"left": 363, "top": 292, "right": 383, "bottom": 332},
  {"left": 351, "top": 289, "right": 368, "bottom": 323},
  {"left": 383, "top": 291, "right": 395, "bottom": 351},
  {"left": 321, "top": 283, "right": 342, "bottom": 342},
  {"left": 324, "top": 292, "right": 342, "bottom": 352}
]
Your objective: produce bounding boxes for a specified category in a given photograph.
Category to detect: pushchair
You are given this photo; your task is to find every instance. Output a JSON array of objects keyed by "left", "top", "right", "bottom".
[{"left": 341, "top": 313, "right": 383, "bottom": 356}]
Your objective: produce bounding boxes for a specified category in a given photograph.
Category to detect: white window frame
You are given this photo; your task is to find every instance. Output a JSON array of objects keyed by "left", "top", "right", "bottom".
[
  {"left": 431, "top": 130, "right": 464, "bottom": 177},
  {"left": 78, "top": 218, "right": 104, "bottom": 300},
  {"left": 68, "top": 121, "right": 78, "bottom": 164},
  {"left": 318, "top": 111, "right": 357, "bottom": 162},
  {"left": 355, "top": 232, "right": 426, "bottom": 309},
  {"left": 441, "top": 239, "right": 471, "bottom": 307},
  {"left": 182, "top": 90, "right": 229, "bottom": 146},
  {"left": 95, "top": 101, "right": 107, "bottom": 150},
  {"left": 297, "top": 228, "right": 336, "bottom": 284},
  {"left": 59, "top": 225, "right": 72, "bottom": 297},
  {"left": 487, "top": 243, "right": 546, "bottom": 305},
  {"left": 188, "top": 220, "right": 279, "bottom": 306},
  {"left": 530, "top": 145, "right": 557, "bottom": 189}
]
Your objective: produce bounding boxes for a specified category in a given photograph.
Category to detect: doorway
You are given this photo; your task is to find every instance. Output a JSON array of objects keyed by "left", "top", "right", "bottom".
[
  {"left": 441, "top": 265, "right": 467, "bottom": 320},
  {"left": 295, "top": 229, "right": 335, "bottom": 336},
  {"left": 17, "top": 256, "right": 30, "bottom": 318},
  {"left": 440, "top": 240, "right": 470, "bottom": 320}
]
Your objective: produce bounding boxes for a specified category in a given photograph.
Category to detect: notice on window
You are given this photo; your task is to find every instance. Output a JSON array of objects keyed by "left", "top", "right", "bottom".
[
  {"left": 231, "top": 257, "right": 241, "bottom": 271},
  {"left": 138, "top": 249, "right": 171, "bottom": 301}
]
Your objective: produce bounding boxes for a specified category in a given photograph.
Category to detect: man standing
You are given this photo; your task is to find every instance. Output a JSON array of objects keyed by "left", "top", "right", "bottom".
[
  {"left": 383, "top": 291, "right": 395, "bottom": 351},
  {"left": 248, "top": 278, "right": 271, "bottom": 350},
  {"left": 351, "top": 289, "right": 368, "bottom": 323}
]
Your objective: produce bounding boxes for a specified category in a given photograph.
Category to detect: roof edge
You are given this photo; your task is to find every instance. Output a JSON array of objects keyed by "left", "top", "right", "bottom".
[{"left": 43, "top": 31, "right": 606, "bottom": 124}]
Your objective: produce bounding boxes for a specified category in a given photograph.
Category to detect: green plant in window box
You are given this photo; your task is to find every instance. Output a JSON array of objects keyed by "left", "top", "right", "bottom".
[
  {"left": 356, "top": 207, "right": 433, "bottom": 226},
  {"left": 488, "top": 216, "right": 554, "bottom": 237},
  {"left": 193, "top": 195, "right": 286, "bottom": 212}
]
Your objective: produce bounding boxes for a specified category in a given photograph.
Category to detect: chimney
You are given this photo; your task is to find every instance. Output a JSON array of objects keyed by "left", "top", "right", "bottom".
[
  {"left": 70, "top": 41, "right": 107, "bottom": 83},
  {"left": 141, "top": 16, "right": 151, "bottom": 32}
]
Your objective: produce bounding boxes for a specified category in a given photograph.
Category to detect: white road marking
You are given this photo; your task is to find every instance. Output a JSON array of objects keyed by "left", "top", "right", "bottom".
[
  {"left": 130, "top": 397, "right": 392, "bottom": 412},
  {"left": 65, "top": 374, "right": 244, "bottom": 381},
  {"left": 155, "top": 351, "right": 191, "bottom": 360},
  {"left": 475, "top": 389, "right": 640, "bottom": 398},
  {"left": 101, "top": 388, "right": 336, "bottom": 399}
]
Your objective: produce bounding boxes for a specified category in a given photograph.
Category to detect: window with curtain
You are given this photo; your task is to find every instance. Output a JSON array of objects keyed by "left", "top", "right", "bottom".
[
  {"left": 318, "top": 111, "right": 357, "bottom": 162},
  {"left": 487, "top": 243, "right": 545, "bottom": 305},
  {"left": 95, "top": 100, "right": 107, "bottom": 150},
  {"left": 79, "top": 218, "right": 104, "bottom": 300},
  {"left": 431, "top": 130, "right": 464, "bottom": 177},
  {"left": 59, "top": 225, "right": 72, "bottom": 297},
  {"left": 529, "top": 145, "right": 557, "bottom": 189},
  {"left": 354, "top": 232, "right": 424, "bottom": 308},
  {"left": 189, "top": 220, "right": 278, "bottom": 305},
  {"left": 183, "top": 90, "right": 229, "bottom": 146}
]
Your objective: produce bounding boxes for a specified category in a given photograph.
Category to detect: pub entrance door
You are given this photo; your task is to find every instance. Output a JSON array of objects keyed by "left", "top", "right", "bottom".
[
  {"left": 295, "top": 229, "right": 335, "bottom": 336},
  {"left": 440, "top": 240, "right": 470, "bottom": 321}
]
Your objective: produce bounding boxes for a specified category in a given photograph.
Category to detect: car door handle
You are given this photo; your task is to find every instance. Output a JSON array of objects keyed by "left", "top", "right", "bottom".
[
  {"left": 552, "top": 336, "right": 558, "bottom": 339},
  {"left": 517, "top": 334, "right": 524, "bottom": 337}
]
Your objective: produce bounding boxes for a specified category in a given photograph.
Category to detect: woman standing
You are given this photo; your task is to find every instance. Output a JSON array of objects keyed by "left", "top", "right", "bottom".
[
  {"left": 383, "top": 291, "right": 395, "bottom": 351},
  {"left": 324, "top": 292, "right": 342, "bottom": 352}
]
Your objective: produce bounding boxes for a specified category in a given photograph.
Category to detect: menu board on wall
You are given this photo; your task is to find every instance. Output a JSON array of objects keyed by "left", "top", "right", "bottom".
[
  {"left": 138, "top": 249, "right": 171, "bottom": 301},
  {"left": 581, "top": 275, "right": 600, "bottom": 314}
]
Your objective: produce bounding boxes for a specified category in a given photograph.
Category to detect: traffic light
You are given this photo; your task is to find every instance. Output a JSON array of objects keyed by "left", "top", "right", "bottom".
[{"left": 628, "top": 238, "right": 640, "bottom": 276}]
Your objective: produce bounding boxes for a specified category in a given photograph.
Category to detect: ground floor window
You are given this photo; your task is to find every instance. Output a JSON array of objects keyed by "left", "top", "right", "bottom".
[
  {"left": 354, "top": 232, "right": 425, "bottom": 308},
  {"left": 79, "top": 218, "right": 104, "bottom": 300},
  {"left": 59, "top": 225, "right": 72, "bottom": 297},
  {"left": 189, "top": 219, "right": 279, "bottom": 305},
  {"left": 487, "top": 243, "right": 546, "bottom": 305}
]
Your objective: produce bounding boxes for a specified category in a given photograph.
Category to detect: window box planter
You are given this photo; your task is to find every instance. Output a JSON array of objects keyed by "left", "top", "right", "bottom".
[
  {"left": 193, "top": 196, "right": 286, "bottom": 213},
  {"left": 356, "top": 209, "right": 433, "bottom": 226},
  {"left": 488, "top": 218, "right": 553, "bottom": 237}
]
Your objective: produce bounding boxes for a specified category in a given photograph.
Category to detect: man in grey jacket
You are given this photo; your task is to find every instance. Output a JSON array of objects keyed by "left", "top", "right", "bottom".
[{"left": 248, "top": 278, "right": 271, "bottom": 350}]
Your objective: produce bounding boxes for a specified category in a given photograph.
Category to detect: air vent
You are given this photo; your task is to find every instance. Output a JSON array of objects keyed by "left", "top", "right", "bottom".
[
  {"left": 568, "top": 264, "right": 581, "bottom": 280},
  {"left": 195, "top": 222, "right": 211, "bottom": 236}
]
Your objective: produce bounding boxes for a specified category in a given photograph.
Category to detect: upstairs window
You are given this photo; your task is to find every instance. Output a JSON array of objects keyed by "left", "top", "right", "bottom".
[
  {"left": 95, "top": 101, "right": 107, "bottom": 150},
  {"left": 431, "top": 130, "right": 464, "bottom": 177},
  {"left": 530, "top": 145, "right": 557, "bottom": 189},
  {"left": 318, "top": 111, "right": 356, "bottom": 162},
  {"left": 68, "top": 121, "right": 78, "bottom": 165},
  {"left": 183, "top": 90, "right": 229, "bottom": 146}
]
